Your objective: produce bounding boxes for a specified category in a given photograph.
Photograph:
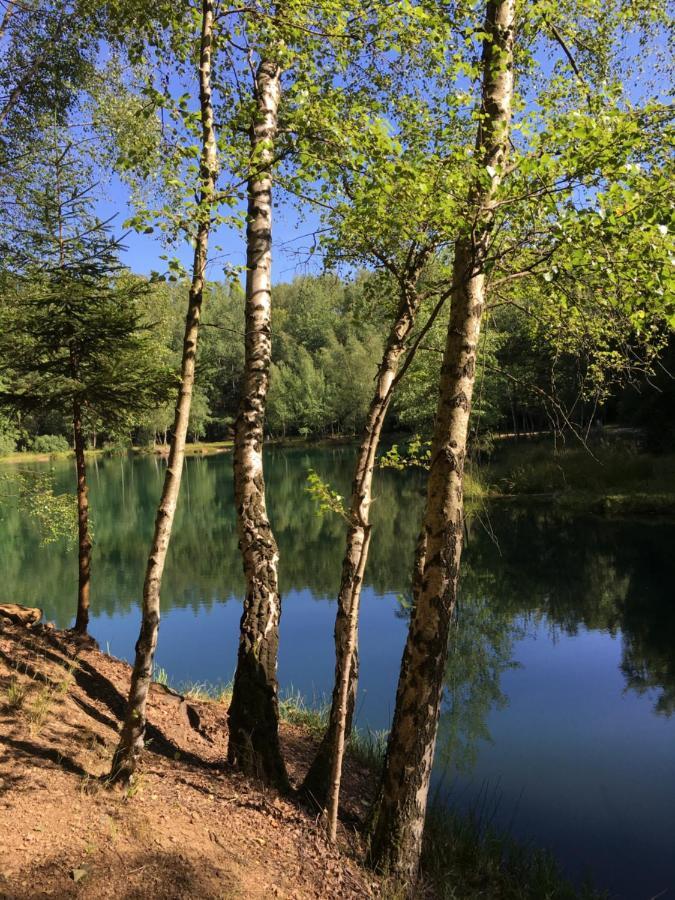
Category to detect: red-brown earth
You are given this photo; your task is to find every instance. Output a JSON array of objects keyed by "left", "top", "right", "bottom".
[{"left": 0, "top": 618, "right": 385, "bottom": 899}]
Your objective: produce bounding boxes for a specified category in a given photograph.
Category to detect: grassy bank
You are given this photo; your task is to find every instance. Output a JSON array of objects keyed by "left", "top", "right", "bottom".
[
  {"left": 465, "top": 440, "right": 675, "bottom": 517},
  {"left": 0, "top": 449, "right": 74, "bottom": 465},
  {"left": 0, "top": 440, "right": 233, "bottom": 467},
  {"left": 4, "top": 435, "right": 672, "bottom": 517},
  {"left": 157, "top": 673, "right": 606, "bottom": 900},
  {"left": 135, "top": 439, "right": 232, "bottom": 457}
]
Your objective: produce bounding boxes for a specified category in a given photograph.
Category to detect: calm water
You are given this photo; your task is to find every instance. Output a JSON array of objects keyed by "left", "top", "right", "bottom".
[{"left": 1, "top": 447, "right": 674, "bottom": 898}]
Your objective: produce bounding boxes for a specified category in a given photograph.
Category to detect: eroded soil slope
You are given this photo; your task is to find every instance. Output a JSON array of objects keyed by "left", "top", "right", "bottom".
[{"left": 0, "top": 620, "right": 380, "bottom": 899}]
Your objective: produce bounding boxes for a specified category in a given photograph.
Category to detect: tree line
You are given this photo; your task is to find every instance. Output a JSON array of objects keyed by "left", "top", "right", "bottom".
[
  {"left": 3, "top": 270, "right": 672, "bottom": 451},
  {"left": 0, "top": 0, "right": 673, "bottom": 891}
]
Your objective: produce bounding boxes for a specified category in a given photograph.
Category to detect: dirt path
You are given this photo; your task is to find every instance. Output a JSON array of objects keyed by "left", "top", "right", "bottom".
[{"left": 0, "top": 621, "right": 381, "bottom": 899}]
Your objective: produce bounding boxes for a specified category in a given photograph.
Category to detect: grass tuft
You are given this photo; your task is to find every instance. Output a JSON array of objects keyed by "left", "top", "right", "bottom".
[
  {"left": 180, "top": 679, "right": 232, "bottom": 704},
  {"left": 153, "top": 666, "right": 169, "bottom": 687},
  {"left": 347, "top": 727, "right": 388, "bottom": 772},
  {"left": 4, "top": 676, "right": 28, "bottom": 710},
  {"left": 420, "top": 796, "right": 608, "bottom": 900},
  {"left": 25, "top": 685, "right": 54, "bottom": 733},
  {"left": 278, "top": 689, "right": 328, "bottom": 736}
]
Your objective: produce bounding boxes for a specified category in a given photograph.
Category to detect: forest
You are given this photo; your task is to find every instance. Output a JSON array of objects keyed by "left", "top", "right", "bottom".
[
  {"left": 0, "top": 0, "right": 673, "bottom": 898},
  {"left": 3, "top": 272, "right": 675, "bottom": 450}
]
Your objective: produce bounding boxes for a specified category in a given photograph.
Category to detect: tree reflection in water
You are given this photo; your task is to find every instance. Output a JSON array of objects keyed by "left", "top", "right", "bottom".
[{"left": 0, "top": 448, "right": 673, "bottom": 730}]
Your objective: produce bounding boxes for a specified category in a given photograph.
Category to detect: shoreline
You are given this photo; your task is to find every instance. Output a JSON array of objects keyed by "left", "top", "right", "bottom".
[
  {"left": 2, "top": 438, "right": 674, "bottom": 519},
  {"left": 0, "top": 618, "right": 609, "bottom": 899},
  {"left": 0, "top": 441, "right": 233, "bottom": 467},
  {"left": 481, "top": 489, "right": 675, "bottom": 518}
]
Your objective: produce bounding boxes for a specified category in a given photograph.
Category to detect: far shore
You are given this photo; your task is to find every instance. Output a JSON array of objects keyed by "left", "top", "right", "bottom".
[
  {"left": 0, "top": 440, "right": 233, "bottom": 466},
  {"left": 3, "top": 436, "right": 674, "bottom": 519}
]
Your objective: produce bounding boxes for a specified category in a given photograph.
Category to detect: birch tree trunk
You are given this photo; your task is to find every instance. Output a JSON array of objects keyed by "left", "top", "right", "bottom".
[
  {"left": 110, "top": 0, "right": 218, "bottom": 782},
  {"left": 368, "top": 0, "right": 516, "bottom": 882},
  {"left": 72, "top": 399, "right": 91, "bottom": 634},
  {"left": 227, "top": 58, "right": 288, "bottom": 789},
  {"left": 302, "top": 277, "right": 426, "bottom": 820}
]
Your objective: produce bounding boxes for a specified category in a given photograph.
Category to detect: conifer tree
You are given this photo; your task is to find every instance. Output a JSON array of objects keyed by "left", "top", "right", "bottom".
[{"left": 0, "top": 136, "right": 174, "bottom": 633}]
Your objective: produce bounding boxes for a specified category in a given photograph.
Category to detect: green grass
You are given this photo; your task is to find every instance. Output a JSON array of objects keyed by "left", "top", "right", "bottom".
[
  {"left": 152, "top": 666, "right": 170, "bottom": 687},
  {"left": 136, "top": 440, "right": 232, "bottom": 457},
  {"left": 4, "top": 676, "right": 28, "bottom": 710},
  {"left": 480, "top": 440, "right": 675, "bottom": 515},
  {"left": 0, "top": 449, "right": 74, "bottom": 465},
  {"left": 278, "top": 689, "right": 328, "bottom": 736},
  {"left": 0, "top": 439, "right": 233, "bottom": 466},
  {"left": 420, "top": 800, "right": 607, "bottom": 900},
  {"left": 149, "top": 676, "right": 606, "bottom": 899},
  {"left": 164, "top": 677, "right": 233, "bottom": 704},
  {"left": 347, "top": 726, "right": 388, "bottom": 771}
]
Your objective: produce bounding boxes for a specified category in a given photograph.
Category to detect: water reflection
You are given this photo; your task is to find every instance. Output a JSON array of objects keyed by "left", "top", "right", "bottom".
[
  {"left": 1, "top": 449, "right": 673, "bottom": 719},
  {"left": 1, "top": 449, "right": 675, "bottom": 895},
  {"left": 459, "top": 505, "right": 675, "bottom": 719}
]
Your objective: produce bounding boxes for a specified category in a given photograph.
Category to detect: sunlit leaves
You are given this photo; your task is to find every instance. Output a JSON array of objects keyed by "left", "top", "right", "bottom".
[
  {"left": 305, "top": 468, "right": 349, "bottom": 522},
  {"left": 0, "top": 471, "right": 77, "bottom": 546}
]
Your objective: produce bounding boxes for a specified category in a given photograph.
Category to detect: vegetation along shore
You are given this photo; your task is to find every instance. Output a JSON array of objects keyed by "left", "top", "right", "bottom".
[{"left": 0, "top": 0, "right": 672, "bottom": 896}]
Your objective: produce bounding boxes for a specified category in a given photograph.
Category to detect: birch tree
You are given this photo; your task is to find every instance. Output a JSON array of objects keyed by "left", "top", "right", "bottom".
[
  {"left": 111, "top": 0, "right": 220, "bottom": 781},
  {"left": 369, "top": 0, "right": 673, "bottom": 883},
  {"left": 225, "top": 0, "right": 410, "bottom": 787},
  {"left": 369, "top": 0, "right": 516, "bottom": 877},
  {"left": 226, "top": 52, "right": 287, "bottom": 784},
  {"left": 0, "top": 0, "right": 97, "bottom": 138},
  {"left": 298, "top": 105, "right": 470, "bottom": 826}
]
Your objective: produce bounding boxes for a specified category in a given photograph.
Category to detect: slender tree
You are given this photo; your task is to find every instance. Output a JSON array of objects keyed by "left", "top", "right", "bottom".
[
  {"left": 365, "top": 0, "right": 673, "bottom": 881},
  {"left": 225, "top": 0, "right": 394, "bottom": 788},
  {"left": 298, "top": 71, "right": 470, "bottom": 824},
  {"left": 368, "top": 0, "right": 517, "bottom": 880},
  {"left": 302, "top": 252, "right": 445, "bottom": 818},
  {"left": 226, "top": 55, "right": 288, "bottom": 785},
  {"left": 319, "top": 268, "right": 433, "bottom": 841},
  {"left": 110, "top": 0, "right": 218, "bottom": 781}
]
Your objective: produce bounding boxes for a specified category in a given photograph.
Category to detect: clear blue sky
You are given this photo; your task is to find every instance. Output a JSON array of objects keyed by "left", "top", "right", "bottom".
[{"left": 98, "top": 171, "right": 324, "bottom": 286}]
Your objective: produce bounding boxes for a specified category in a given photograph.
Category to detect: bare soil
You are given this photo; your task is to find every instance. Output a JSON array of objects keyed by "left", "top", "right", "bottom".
[{"left": 0, "top": 620, "right": 382, "bottom": 899}]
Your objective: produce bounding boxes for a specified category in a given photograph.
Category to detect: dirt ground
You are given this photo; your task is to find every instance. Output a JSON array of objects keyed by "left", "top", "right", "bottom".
[{"left": 0, "top": 619, "right": 383, "bottom": 899}]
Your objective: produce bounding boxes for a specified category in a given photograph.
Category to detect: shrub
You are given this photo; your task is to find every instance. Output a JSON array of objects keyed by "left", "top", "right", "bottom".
[
  {"left": 0, "top": 431, "right": 17, "bottom": 456},
  {"left": 30, "top": 434, "right": 70, "bottom": 454},
  {"left": 102, "top": 436, "right": 131, "bottom": 455}
]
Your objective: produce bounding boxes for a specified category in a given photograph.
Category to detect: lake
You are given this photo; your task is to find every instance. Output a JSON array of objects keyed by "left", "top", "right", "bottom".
[{"left": 1, "top": 446, "right": 674, "bottom": 898}]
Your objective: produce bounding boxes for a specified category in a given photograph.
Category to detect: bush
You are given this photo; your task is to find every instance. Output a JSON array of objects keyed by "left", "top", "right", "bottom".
[
  {"left": 0, "top": 432, "right": 17, "bottom": 456},
  {"left": 30, "top": 434, "right": 70, "bottom": 454},
  {"left": 102, "top": 436, "right": 131, "bottom": 455},
  {"left": 134, "top": 425, "right": 157, "bottom": 448}
]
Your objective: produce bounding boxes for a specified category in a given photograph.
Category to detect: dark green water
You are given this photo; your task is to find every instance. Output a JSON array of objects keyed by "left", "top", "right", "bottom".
[{"left": 1, "top": 447, "right": 674, "bottom": 898}]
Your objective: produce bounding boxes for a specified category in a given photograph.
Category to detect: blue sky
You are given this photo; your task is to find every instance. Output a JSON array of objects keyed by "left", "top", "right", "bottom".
[
  {"left": 98, "top": 169, "right": 324, "bottom": 286},
  {"left": 92, "top": 12, "right": 669, "bottom": 287}
]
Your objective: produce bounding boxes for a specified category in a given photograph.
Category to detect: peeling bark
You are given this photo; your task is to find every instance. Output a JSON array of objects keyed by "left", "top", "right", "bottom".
[
  {"left": 227, "top": 58, "right": 288, "bottom": 789},
  {"left": 302, "top": 275, "right": 428, "bottom": 821},
  {"left": 368, "top": 0, "right": 516, "bottom": 883},
  {"left": 110, "top": 0, "right": 218, "bottom": 783}
]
